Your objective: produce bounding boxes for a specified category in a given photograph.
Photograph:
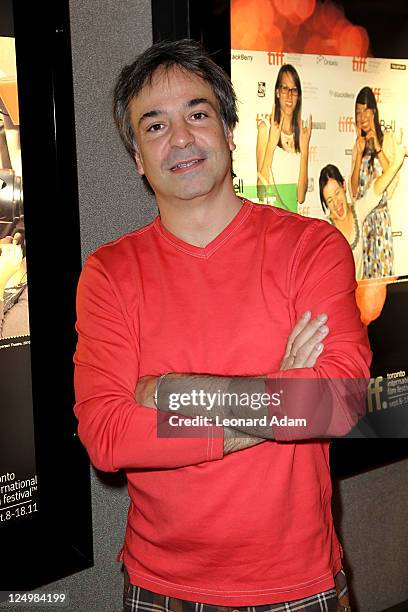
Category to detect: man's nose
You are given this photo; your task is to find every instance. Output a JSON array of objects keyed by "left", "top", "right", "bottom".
[{"left": 169, "top": 119, "right": 194, "bottom": 148}]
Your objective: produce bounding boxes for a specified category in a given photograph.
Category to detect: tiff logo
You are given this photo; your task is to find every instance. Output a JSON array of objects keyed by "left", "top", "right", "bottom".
[
  {"left": 338, "top": 116, "right": 354, "bottom": 132},
  {"left": 367, "top": 376, "right": 384, "bottom": 412},
  {"left": 268, "top": 51, "right": 284, "bottom": 66},
  {"left": 352, "top": 57, "right": 367, "bottom": 72},
  {"left": 372, "top": 87, "right": 381, "bottom": 103}
]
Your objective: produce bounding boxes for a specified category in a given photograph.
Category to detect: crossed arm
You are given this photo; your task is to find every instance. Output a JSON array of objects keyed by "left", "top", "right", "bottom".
[
  {"left": 74, "top": 223, "right": 371, "bottom": 473},
  {"left": 135, "top": 311, "right": 330, "bottom": 454}
]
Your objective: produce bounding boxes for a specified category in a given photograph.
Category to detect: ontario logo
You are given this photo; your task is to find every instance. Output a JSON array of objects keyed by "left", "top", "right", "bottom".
[{"left": 316, "top": 55, "right": 338, "bottom": 66}]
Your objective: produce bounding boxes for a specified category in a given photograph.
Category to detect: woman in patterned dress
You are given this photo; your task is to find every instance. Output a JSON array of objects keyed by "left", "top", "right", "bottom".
[
  {"left": 320, "top": 133, "right": 407, "bottom": 281},
  {"left": 350, "top": 86, "right": 398, "bottom": 278}
]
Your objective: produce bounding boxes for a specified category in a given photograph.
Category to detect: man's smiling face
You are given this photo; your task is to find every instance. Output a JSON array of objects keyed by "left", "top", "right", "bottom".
[{"left": 129, "top": 66, "right": 235, "bottom": 206}]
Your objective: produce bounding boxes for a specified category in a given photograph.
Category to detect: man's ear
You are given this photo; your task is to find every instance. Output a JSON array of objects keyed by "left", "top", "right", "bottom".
[
  {"left": 226, "top": 127, "right": 236, "bottom": 152},
  {"left": 134, "top": 149, "right": 145, "bottom": 176}
]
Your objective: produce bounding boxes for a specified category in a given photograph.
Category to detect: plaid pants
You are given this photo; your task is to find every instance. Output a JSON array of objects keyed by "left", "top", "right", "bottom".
[{"left": 123, "top": 569, "right": 350, "bottom": 612}]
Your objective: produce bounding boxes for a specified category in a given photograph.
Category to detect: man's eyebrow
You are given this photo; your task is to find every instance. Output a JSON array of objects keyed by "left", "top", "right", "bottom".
[
  {"left": 186, "top": 97, "right": 214, "bottom": 109},
  {"left": 138, "top": 110, "right": 163, "bottom": 127},
  {"left": 138, "top": 98, "right": 215, "bottom": 127}
]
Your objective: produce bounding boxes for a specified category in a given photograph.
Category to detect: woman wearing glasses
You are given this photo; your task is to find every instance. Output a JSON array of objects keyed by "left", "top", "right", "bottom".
[
  {"left": 256, "top": 64, "right": 312, "bottom": 212},
  {"left": 350, "top": 86, "right": 398, "bottom": 278}
]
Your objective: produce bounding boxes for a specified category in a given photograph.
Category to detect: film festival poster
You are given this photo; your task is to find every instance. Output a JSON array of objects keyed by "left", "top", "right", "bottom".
[
  {"left": 231, "top": 0, "right": 408, "bottom": 437},
  {"left": 0, "top": 33, "right": 38, "bottom": 526}
]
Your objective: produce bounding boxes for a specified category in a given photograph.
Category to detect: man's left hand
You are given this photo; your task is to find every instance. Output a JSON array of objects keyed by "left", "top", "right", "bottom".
[{"left": 279, "top": 311, "right": 328, "bottom": 370}]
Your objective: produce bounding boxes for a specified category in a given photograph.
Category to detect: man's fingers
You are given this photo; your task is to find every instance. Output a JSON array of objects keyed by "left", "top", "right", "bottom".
[
  {"left": 303, "top": 343, "right": 324, "bottom": 368},
  {"left": 290, "top": 314, "right": 328, "bottom": 357},
  {"left": 280, "top": 312, "right": 329, "bottom": 371},
  {"left": 280, "top": 353, "right": 296, "bottom": 371},
  {"left": 284, "top": 310, "right": 311, "bottom": 357},
  {"left": 292, "top": 325, "right": 328, "bottom": 368}
]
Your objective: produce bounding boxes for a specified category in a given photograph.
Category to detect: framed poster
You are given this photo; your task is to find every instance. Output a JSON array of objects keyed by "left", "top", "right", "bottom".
[
  {"left": 151, "top": 0, "right": 408, "bottom": 473},
  {"left": 0, "top": 0, "right": 92, "bottom": 599},
  {"left": 230, "top": 0, "right": 408, "bottom": 441}
]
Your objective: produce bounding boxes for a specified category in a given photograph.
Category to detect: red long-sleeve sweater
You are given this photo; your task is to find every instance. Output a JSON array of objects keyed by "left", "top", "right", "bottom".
[{"left": 74, "top": 200, "right": 371, "bottom": 605}]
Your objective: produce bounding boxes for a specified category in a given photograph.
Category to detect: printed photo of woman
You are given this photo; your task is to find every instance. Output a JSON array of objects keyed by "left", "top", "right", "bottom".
[
  {"left": 256, "top": 64, "right": 312, "bottom": 212},
  {"left": 350, "top": 86, "right": 399, "bottom": 278},
  {"left": 319, "top": 133, "right": 406, "bottom": 281}
]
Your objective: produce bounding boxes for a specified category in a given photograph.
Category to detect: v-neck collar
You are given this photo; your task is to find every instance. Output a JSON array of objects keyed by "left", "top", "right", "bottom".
[{"left": 153, "top": 198, "right": 253, "bottom": 259}]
